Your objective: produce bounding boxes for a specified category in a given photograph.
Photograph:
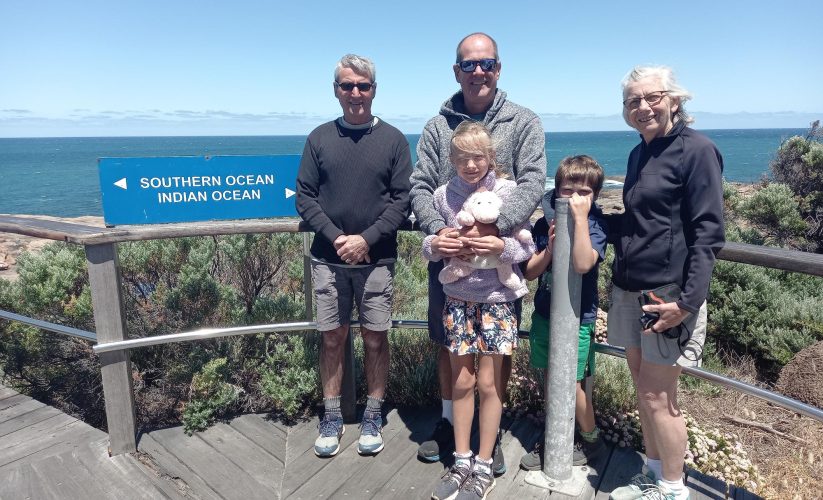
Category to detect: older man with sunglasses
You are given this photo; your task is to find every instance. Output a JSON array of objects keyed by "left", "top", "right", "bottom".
[
  {"left": 296, "top": 53, "right": 411, "bottom": 458},
  {"left": 410, "top": 32, "right": 546, "bottom": 484}
]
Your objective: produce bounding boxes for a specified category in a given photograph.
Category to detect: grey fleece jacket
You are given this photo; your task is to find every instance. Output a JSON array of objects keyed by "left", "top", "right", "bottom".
[{"left": 410, "top": 89, "right": 547, "bottom": 236}]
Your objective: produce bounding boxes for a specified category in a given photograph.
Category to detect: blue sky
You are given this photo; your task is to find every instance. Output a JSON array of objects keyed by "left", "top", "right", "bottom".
[{"left": 1, "top": 0, "right": 821, "bottom": 137}]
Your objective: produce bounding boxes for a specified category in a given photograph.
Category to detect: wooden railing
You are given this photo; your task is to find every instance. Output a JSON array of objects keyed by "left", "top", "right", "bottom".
[{"left": 1, "top": 214, "right": 823, "bottom": 456}]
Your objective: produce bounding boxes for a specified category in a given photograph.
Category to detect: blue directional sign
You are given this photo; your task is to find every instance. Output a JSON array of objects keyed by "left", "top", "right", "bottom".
[{"left": 98, "top": 155, "right": 301, "bottom": 225}]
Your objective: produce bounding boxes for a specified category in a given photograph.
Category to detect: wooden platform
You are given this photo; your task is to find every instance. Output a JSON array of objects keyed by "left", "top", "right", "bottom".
[{"left": 1, "top": 384, "right": 758, "bottom": 499}]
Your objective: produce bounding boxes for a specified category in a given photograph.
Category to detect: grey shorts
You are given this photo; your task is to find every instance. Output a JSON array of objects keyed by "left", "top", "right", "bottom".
[
  {"left": 607, "top": 285, "right": 706, "bottom": 367},
  {"left": 312, "top": 262, "right": 394, "bottom": 332}
]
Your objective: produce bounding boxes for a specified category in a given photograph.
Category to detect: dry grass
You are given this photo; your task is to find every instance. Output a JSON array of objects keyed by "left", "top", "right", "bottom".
[{"left": 680, "top": 355, "right": 823, "bottom": 500}]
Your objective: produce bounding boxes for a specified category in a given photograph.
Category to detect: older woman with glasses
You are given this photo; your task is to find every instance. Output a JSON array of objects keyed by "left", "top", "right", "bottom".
[{"left": 606, "top": 66, "right": 725, "bottom": 500}]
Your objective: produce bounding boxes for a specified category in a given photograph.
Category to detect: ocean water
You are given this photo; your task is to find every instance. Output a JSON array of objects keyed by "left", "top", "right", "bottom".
[{"left": 0, "top": 129, "right": 804, "bottom": 217}]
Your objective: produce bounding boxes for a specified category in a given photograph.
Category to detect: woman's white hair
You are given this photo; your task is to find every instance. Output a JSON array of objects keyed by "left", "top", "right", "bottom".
[
  {"left": 621, "top": 65, "right": 694, "bottom": 126},
  {"left": 334, "top": 54, "right": 376, "bottom": 82}
]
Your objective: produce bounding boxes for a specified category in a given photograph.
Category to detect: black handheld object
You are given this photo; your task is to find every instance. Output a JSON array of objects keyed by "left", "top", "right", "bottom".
[{"left": 638, "top": 283, "right": 682, "bottom": 338}]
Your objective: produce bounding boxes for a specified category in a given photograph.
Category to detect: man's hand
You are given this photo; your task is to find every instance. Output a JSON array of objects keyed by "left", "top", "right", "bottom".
[
  {"left": 335, "top": 234, "right": 371, "bottom": 264},
  {"left": 568, "top": 192, "right": 592, "bottom": 222},
  {"left": 431, "top": 228, "right": 464, "bottom": 256},
  {"left": 641, "top": 302, "right": 691, "bottom": 334}
]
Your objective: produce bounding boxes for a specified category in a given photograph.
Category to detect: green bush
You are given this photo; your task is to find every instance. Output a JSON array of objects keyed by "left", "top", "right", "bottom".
[
  {"left": 769, "top": 121, "right": 823, "bottom": 251},
  {"left": 259, "top": 333, "right": 320, "bottom": 421},
  {"left": 708, "top": 260, "right": 823, "bottom": 380},
  {"left": 737, "top": 183, "right": 807, "bottom": 248},
  {"left": 182, "top": 357, "right": 241, "bottom": 434}
]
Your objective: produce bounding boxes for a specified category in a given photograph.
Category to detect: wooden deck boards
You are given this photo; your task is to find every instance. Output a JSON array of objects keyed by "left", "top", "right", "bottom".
[
  {"left": 0, "top": 385, "right": 187, "bottom": 500},
  {"left": 0, "top": 384, "right": 758, "bottom": 499}
]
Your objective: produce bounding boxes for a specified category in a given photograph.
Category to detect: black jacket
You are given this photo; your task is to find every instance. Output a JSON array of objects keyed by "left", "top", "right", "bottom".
[{"left": 611, "top": 120, "right": 725, "bottom": 313}]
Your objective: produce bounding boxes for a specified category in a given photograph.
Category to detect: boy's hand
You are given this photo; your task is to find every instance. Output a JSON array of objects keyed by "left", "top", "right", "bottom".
[
  {"left": 547, "top": 219, "right": 556, "bottom": 255},
  {"left": 568, "top": 193, "right": 592, "bottom": 221}
]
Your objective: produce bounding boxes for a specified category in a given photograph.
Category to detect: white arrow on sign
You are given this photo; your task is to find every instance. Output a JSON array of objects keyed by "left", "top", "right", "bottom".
[
  {"left": 285, "top": 188, "right": 295, "bottom": 198},
  {"left": 114, "top": 178, "right": 128, "bottom": 190}
]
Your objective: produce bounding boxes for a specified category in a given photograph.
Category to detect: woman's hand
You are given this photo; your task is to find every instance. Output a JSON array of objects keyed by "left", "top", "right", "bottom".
[{"left": 641, "top": 301, "right": 691, "bottom": 334}]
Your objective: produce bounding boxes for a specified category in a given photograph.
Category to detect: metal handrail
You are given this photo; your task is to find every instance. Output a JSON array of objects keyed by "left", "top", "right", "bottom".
[
  {"left": 3, "top": 307, "right": 822, "bottom": 422},
  {"left": 0, "top": 310, "right": 96, "bottom": 341},
  {"left": 593, "top": 343, "right": 823, "bottom": 423},
  {"left": 91, "top": 319, "right": 428, "bottom": 353}
]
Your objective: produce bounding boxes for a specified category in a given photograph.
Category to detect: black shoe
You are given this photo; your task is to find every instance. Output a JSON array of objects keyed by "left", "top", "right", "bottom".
[
  {"left": 491, "top": 428, "right": 506, "bottom": 476},
  {"left": 573, "top": 436, "right": 606, "bottom": 466},
  {"left": 418, "top": 418, "right": 454, "bottom": 462}
]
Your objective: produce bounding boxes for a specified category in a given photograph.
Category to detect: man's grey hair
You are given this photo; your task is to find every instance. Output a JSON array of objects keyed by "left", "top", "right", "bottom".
[
  {"left": 621, "top": 65, "right": 694, "bottom": 126},
  {"left": 334, "top": 54, "right": 376, "bottom": 82},
  {"left": 455, "top": 32, "right": 499, "bottom": 63}
]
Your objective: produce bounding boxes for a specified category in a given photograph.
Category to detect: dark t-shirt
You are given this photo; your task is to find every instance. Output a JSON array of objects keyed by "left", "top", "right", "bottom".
[{"left": 532, "top": 194, "right": 607, "bottom": 324}]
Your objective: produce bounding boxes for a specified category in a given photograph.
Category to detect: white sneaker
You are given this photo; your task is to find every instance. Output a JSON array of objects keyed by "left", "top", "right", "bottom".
[{"left": 609, "top": 468, "right": 657, "bottom": 500}]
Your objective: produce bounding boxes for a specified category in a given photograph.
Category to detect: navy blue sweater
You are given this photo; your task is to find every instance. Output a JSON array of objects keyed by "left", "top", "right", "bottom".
[
  {"left": 296, "top": 119, "right": 412, "bottom": 265},
  {"left": 611, "top": 120, "right": 725, "bottom": 313}
]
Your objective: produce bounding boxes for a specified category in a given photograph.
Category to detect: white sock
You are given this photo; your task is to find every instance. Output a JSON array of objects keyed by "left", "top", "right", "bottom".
[
  {"left": 442, "top": 399, "right": 453, "bottom": 424},
  {"left": 645, "top": 458, "right": 662, "bottom": 480},
  {"left": 658, "top": 477, "right": 688, "bottom": 500}
]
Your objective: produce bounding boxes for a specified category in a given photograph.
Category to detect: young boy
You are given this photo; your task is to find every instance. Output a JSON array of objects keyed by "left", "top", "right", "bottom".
[{"left": 519, "top": 155, "right": 608, "bottom": 470}]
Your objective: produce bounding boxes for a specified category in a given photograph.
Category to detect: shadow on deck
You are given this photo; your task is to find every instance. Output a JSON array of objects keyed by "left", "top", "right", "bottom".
[{"left": 1, "top": 385, "right": 759, "bottom": 499}]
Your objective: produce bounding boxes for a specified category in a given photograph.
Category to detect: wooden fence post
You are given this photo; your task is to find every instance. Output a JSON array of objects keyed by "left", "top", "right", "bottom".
[
  {"left": 85, "top": 243, "right": 137, "bottom": 455},
  {"left": 341, "top": 327, "right": 357, "bottom": 422}
]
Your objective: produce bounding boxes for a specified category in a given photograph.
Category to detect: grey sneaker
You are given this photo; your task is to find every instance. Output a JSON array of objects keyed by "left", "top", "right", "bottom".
[
  {"left": 418, "top": 418, "right": 454, "bottom": 462},
  {"left": 573, "top": 436, "right": 607, "bottom": 465},
  {"left": 314, "top": 414, "right": 344, "bottom": 457},
  {"left": 431, "top": 459, "right": 472, "bottom": 500},
  {"left": 456, "top": 469, "right": 496, "bottom": 500},
  {"left": 357, "top": 412, "right": 384, "bottom": 455},
  {"left": 519, "top": 441, "right": 542, "bottom": 471},
  {"left": 491, "top": 428, "right": 506, "bottom": 475}
]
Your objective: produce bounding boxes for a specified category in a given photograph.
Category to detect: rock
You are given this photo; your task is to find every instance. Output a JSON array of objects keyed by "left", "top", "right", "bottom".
[
  {"left": 776, "top": 340, "right": 823, "bottom": 408},
  {"left": 0, "top": 214, "right": 105, "bottom": 281}
]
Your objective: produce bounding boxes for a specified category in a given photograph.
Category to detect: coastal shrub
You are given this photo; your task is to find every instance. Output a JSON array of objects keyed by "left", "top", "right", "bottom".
[
  {"left": 506, "top": 342, "right": 544, "bottom": 411},
  {"left": 259, "top": 333, "right": 320, "bottom": 420},
  {"left": 769, "top": 121, "right": 823, "bottom": 251},
  {"left": 216, "top": 234, "right": 302, "bottom": 317},
  {"left": 708, "top": 260, "right": 823, "bottom": 380},
  {"left": 182, "top": 357, "right": 242, "bottom": 434},
  {"left": 15, "top": 243, "right": 93, "bottom": 328},
  {"left": 592, "top": 353, "right": 636, "bottom": 413},
  {"left": 384, "top": 328, "right": 439, "bottom": 406},
  {"left": 737, "top": 183, "right": 807, "bottom": 248}
]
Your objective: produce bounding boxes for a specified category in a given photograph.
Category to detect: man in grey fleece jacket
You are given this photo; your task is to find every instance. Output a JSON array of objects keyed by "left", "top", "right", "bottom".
[{"left": 410, "top": 32, "right": 546, "bottom": 472}]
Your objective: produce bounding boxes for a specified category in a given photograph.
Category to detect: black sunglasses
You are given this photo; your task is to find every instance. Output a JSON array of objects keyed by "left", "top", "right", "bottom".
[
  {"left": 335, "top": 81, "right": 374, "bottom": 92},
  {"left": 458, "top": 58, "right": 497, "bottom": 72}
]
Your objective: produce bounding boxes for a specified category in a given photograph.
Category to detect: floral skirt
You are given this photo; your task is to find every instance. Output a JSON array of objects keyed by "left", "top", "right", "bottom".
[{"left": 443, "top": 296, "right": 518, "bottom": 355}]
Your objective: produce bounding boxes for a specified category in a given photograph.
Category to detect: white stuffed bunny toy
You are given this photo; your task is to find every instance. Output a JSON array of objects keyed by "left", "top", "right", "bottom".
[{"left": 438, "top": 190, "right": 532, "bottom": 289}]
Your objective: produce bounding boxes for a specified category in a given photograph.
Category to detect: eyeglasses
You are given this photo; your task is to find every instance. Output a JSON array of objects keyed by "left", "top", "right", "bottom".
[
  {"left": 623, "top": 91, "right": 669, "bottom": 109},
  {"left": 335, "top": 81, "right": 374, "bottom": 92},
  {"left": 458, "top": 58, "right": 497, "bottom": 73}
]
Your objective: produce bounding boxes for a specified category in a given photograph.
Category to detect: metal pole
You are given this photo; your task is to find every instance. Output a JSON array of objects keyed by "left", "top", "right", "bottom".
[{"left": 526, "top": 198, "right": 587, "bottom": 494}]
